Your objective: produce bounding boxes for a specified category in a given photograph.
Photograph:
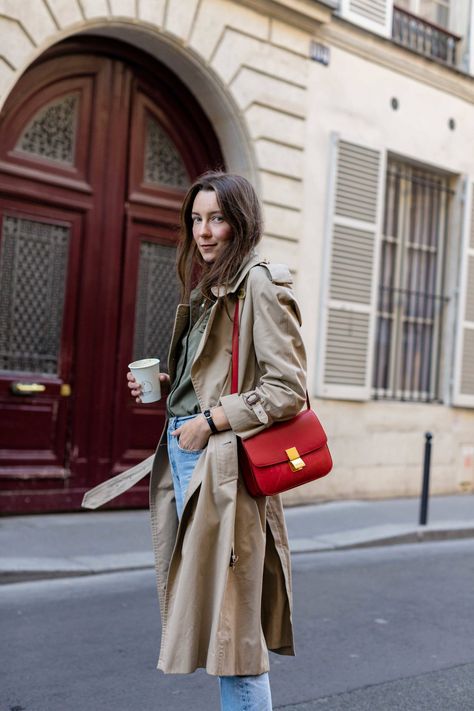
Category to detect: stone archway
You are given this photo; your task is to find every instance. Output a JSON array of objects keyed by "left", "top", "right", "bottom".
[
  {"left": 0, "top": 1, "right": 308, "bottom": 265},
  {"left": 0, "top": 4, "right": 258, "bottom": 184}
]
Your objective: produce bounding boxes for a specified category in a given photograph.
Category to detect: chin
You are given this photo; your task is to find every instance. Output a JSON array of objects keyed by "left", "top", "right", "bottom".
[{"left": 201, "top": 253, "right": 216, "bottom": 263}]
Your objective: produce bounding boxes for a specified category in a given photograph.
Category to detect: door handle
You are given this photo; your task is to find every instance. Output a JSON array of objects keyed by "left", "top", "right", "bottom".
[{"left": 10, "top": 382, "right": 46, "bottom": 395}]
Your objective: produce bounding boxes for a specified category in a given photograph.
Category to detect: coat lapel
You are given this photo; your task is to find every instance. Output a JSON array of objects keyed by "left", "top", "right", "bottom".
[
  {"left": 167, "top": 304, "right": 190, "bottom": 382},
  {"left": 210, "top": 252, "right": 262, "bottom": 299}
]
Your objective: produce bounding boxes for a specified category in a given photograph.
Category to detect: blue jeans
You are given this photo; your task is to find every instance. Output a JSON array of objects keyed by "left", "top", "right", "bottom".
[
  {"left": 219, "top": 674, "right": 272, "bottom": 711},
  {"left": 167, "top": 415, "right": 273, "bottom": 711},
  {"left": 167, "top": 414, "right": 205, "bottom": 519}
]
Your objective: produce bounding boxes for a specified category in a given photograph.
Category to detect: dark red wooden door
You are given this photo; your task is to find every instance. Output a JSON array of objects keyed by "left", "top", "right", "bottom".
[{"left": 0, "top": 39, "right": 222, "bottom": 513}]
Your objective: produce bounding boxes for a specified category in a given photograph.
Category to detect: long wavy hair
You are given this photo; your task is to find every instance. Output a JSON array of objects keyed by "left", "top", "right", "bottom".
[{"left": 176, "top": 171, "right": 263, "bottom": 302}]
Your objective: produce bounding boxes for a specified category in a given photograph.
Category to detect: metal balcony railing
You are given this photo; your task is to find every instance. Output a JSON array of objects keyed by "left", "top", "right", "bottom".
[{"left": 392, "top": 5, "right": 461, "bottom": 67}]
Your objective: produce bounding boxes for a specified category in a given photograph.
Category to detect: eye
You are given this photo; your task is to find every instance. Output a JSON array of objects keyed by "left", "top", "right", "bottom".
[
  {"left": 212, "top": 215, "right": 224, "bottom": 223},
  {"left": 192, "top": 216, "right": 201, "bottom": 224}
]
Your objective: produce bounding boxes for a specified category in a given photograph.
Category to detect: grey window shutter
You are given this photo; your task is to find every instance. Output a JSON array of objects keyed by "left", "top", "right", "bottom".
[
  {"left": 453, "top": 180, "right": 474, "bottom": 407},
  {"left": 339, "top": 0, "right": 392, "bottom": 37},
  {"left": 317, "top": 135, "right": 385, "bottom": 401}
]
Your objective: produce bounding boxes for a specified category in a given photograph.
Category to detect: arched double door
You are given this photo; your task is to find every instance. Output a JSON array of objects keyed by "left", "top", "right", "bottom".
[{"left": 0, "top": 38, "right": 223, "bottom": 512}]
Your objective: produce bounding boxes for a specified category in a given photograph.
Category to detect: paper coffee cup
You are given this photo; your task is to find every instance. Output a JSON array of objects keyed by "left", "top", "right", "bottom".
[{"left": 128, "top": 358, "right": 161, "bottom": 404}]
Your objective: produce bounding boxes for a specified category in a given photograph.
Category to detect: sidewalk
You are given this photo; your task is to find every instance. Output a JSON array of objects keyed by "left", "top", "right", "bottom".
[{"left": 0, "top": 494, "right": 473, "bottom": 583}]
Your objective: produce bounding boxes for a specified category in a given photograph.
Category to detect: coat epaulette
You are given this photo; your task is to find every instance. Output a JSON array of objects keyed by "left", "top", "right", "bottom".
[{"left": 259, "top": 261, "right": 293, "bottom": 286}]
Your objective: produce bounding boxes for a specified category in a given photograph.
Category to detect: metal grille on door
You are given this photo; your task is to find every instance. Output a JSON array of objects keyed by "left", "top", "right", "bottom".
[
  {"left": 144, "top": 116, "right": 190, "bottom": 189},
  {"left": 0, "top": 215, "right": 70, "bottom": 374},
  {"left": 133, "top": 241, "right": 180, "bottom": 365},
  {"left": 15, "top": 94, "right": 79, "bottom": 166}
]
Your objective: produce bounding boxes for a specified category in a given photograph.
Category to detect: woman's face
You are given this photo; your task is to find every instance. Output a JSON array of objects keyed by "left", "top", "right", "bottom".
[{"left": 191, "top": 189, "right": 233, "bottom": 264}]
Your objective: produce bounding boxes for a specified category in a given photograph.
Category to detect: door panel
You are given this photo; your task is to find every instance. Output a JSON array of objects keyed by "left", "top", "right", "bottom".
[
  {"left": 128, "top": 88, "right": 192, "bottom": 200},
  {"left": 111, "top": 213, "right": 180, "bottom": 478},
  {"left": 0, "top": 59, "right": 103, "bottom": 191},
  {"left": 0, "top": 202, "right": 82, "bottom": 480}
]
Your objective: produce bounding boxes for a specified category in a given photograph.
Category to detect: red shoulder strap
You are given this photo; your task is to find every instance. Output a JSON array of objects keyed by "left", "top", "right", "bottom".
[{"left": 231, "top": 297, "right": 240, "bottom": 395}]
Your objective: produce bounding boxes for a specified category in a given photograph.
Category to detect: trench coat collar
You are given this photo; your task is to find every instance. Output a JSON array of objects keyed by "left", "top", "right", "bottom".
[{"left": 210, "top": 251, "right": 263, "bottom": 298}]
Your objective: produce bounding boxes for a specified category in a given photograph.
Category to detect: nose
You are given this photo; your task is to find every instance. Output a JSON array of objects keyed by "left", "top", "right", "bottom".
[{"left": 197, "top": 220, "right": 211, "bottom": 238}]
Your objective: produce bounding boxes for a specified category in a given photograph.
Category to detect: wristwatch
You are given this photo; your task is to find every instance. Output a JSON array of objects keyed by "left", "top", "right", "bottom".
[{"left": 203, "top": 409, "right": 218, "bottom": 434}]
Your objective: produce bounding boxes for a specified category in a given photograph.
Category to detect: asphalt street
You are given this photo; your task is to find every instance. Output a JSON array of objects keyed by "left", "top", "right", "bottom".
[{"left": 2, "top": 538, "right": 474, "bottom": 711}]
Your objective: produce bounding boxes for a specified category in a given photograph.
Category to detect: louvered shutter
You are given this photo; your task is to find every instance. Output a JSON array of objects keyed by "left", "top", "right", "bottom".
[
  {"left": 339, "top": 0, "right": 392, "bottom": 37},
  {"left": 317, "top": 135, "right": 385, "bottom": 401},
  {"left": 452, "top": 180, "right": 474, "bottom": 407}
]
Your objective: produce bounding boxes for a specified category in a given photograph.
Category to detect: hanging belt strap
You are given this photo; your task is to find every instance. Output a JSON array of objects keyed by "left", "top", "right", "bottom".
[{"left": 81, "top": 454, "right": 154, "bottom": 509}]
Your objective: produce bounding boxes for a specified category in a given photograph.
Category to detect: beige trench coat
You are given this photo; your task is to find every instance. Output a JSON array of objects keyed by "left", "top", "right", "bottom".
[
  {"left": 151, "top": 252, "right": 307, "bottom": 676},
  {"left": 83, "top": 252, "right": 307, "bottom": 676}
]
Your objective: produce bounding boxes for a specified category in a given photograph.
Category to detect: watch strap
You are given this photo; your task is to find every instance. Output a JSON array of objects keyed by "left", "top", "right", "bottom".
[{"left": 203, "top": 409, "right": 218, "bottom": 434}]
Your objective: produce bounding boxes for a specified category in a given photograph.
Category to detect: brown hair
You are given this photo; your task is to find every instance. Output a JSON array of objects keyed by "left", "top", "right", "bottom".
[{"left": 176, "top": 171, "right": 262, "bottom": 302}]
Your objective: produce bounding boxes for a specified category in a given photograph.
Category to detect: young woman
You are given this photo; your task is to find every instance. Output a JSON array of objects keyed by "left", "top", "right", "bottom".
[{"left": 127, "top": 171, "right": 307, "bottom": 710}]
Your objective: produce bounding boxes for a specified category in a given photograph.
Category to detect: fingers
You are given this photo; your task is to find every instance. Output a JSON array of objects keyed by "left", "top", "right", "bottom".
[
  {"left": 127, "top": 371, "right": 142, "bottom": 401},
  {"left": 127, "top": 373, "right": 138, "bottom": 388},
  {"left": 129, "top": 383, "right": 142, "bottom": 396}
]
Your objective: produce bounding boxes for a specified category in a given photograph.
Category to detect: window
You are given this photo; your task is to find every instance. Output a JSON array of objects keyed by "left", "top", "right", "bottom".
[
  {"left": 419, "top": 0, "right": 449, "bottom": 27},
  {"left": 396, "top": 0, "right": 450, "bottom": 28},
  {"left": 372, "top": 160, "right": 452, "bottom": 402}
]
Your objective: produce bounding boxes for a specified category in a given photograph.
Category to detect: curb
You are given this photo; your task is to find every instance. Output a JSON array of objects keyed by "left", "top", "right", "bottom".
[
  {"left": 2, "top": 525, "right": 474, "bottom": 584},
  {"left": 291, "top": 525, "right": 474, "bottom": 554}
]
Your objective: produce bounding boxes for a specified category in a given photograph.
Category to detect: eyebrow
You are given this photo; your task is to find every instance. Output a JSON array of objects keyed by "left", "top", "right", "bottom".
[{"left": 191, "top": 210, "right": 222, "bottom": 215}]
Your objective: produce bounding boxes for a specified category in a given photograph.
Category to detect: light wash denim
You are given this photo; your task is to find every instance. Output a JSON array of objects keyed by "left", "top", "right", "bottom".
[
  {"left": 219, "top": 674, "right": 272, "bottom": 711},
  {"left": 167, "top": 415, "right": 273, "bottom": 711},
  {"left": 167, "top": 414, "right": 204, "bottom": 519}
]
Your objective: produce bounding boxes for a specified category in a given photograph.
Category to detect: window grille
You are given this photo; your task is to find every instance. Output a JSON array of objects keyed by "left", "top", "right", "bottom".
[
  {"left": 0, "top": 215, "right": 70, "bottom": 374},
  {"left": 372, "top": 161, "right": 452, "bottom": 402},
  {"left": 15, "top": 94, "right": 78, "bottom": 166},
  {"left": 133, "top": 242, "right": 180, "bottom": 364},
  {"left": 143, "top": 115, "right": 189, "bottom": 189}
]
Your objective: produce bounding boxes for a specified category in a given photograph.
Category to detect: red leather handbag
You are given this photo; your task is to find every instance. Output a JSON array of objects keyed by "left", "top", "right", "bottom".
[{"left": 232, "top": 297, "right": 333, "bottom": 497}]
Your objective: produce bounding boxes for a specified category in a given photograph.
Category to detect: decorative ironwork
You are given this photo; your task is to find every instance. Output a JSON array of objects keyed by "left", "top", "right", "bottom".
[
  {"left": 392, "top": 5, "right": 460, "bottom": 67},
  {"left": 0, "top": 215, "right": 70, "bottom": 374},
  {"left": 143, "top": 116, "right": 190, "bottom": 189},
  {"left": 133, "top": 242, "right": 180, "bottom": 365},
  {"left": 16, "top": 94, "right": 78, "bottom": 165},
  {"left": 373, "top": 162, "right": 452, "bottom": 402}
]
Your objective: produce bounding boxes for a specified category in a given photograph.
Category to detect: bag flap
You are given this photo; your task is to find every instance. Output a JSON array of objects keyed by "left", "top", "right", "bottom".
[{"left": 240, "top": 409, "right": 328, "bottom": 467}]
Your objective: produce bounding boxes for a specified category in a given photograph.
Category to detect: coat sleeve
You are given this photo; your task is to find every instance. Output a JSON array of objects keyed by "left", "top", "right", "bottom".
[{"left": 219, "top": 265, "right": 307, "bottom": 440}]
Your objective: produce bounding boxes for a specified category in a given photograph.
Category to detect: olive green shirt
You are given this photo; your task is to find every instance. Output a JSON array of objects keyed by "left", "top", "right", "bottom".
[{"left": 167, "top": 289, "right": 214, "bottom": 417}]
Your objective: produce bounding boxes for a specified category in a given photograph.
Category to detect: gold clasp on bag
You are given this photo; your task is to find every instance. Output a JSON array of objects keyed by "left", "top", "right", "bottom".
[{"left": 285, "top": 447, "right": 305, "bottom": 472}]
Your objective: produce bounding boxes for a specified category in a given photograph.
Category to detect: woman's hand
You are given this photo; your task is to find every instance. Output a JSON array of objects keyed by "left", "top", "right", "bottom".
[
  {"left": 171, "top": 415, "right": 212, "bottom": 452},
  {"left": 127, "top": 371, "right": 170, "bottom": 403}
]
